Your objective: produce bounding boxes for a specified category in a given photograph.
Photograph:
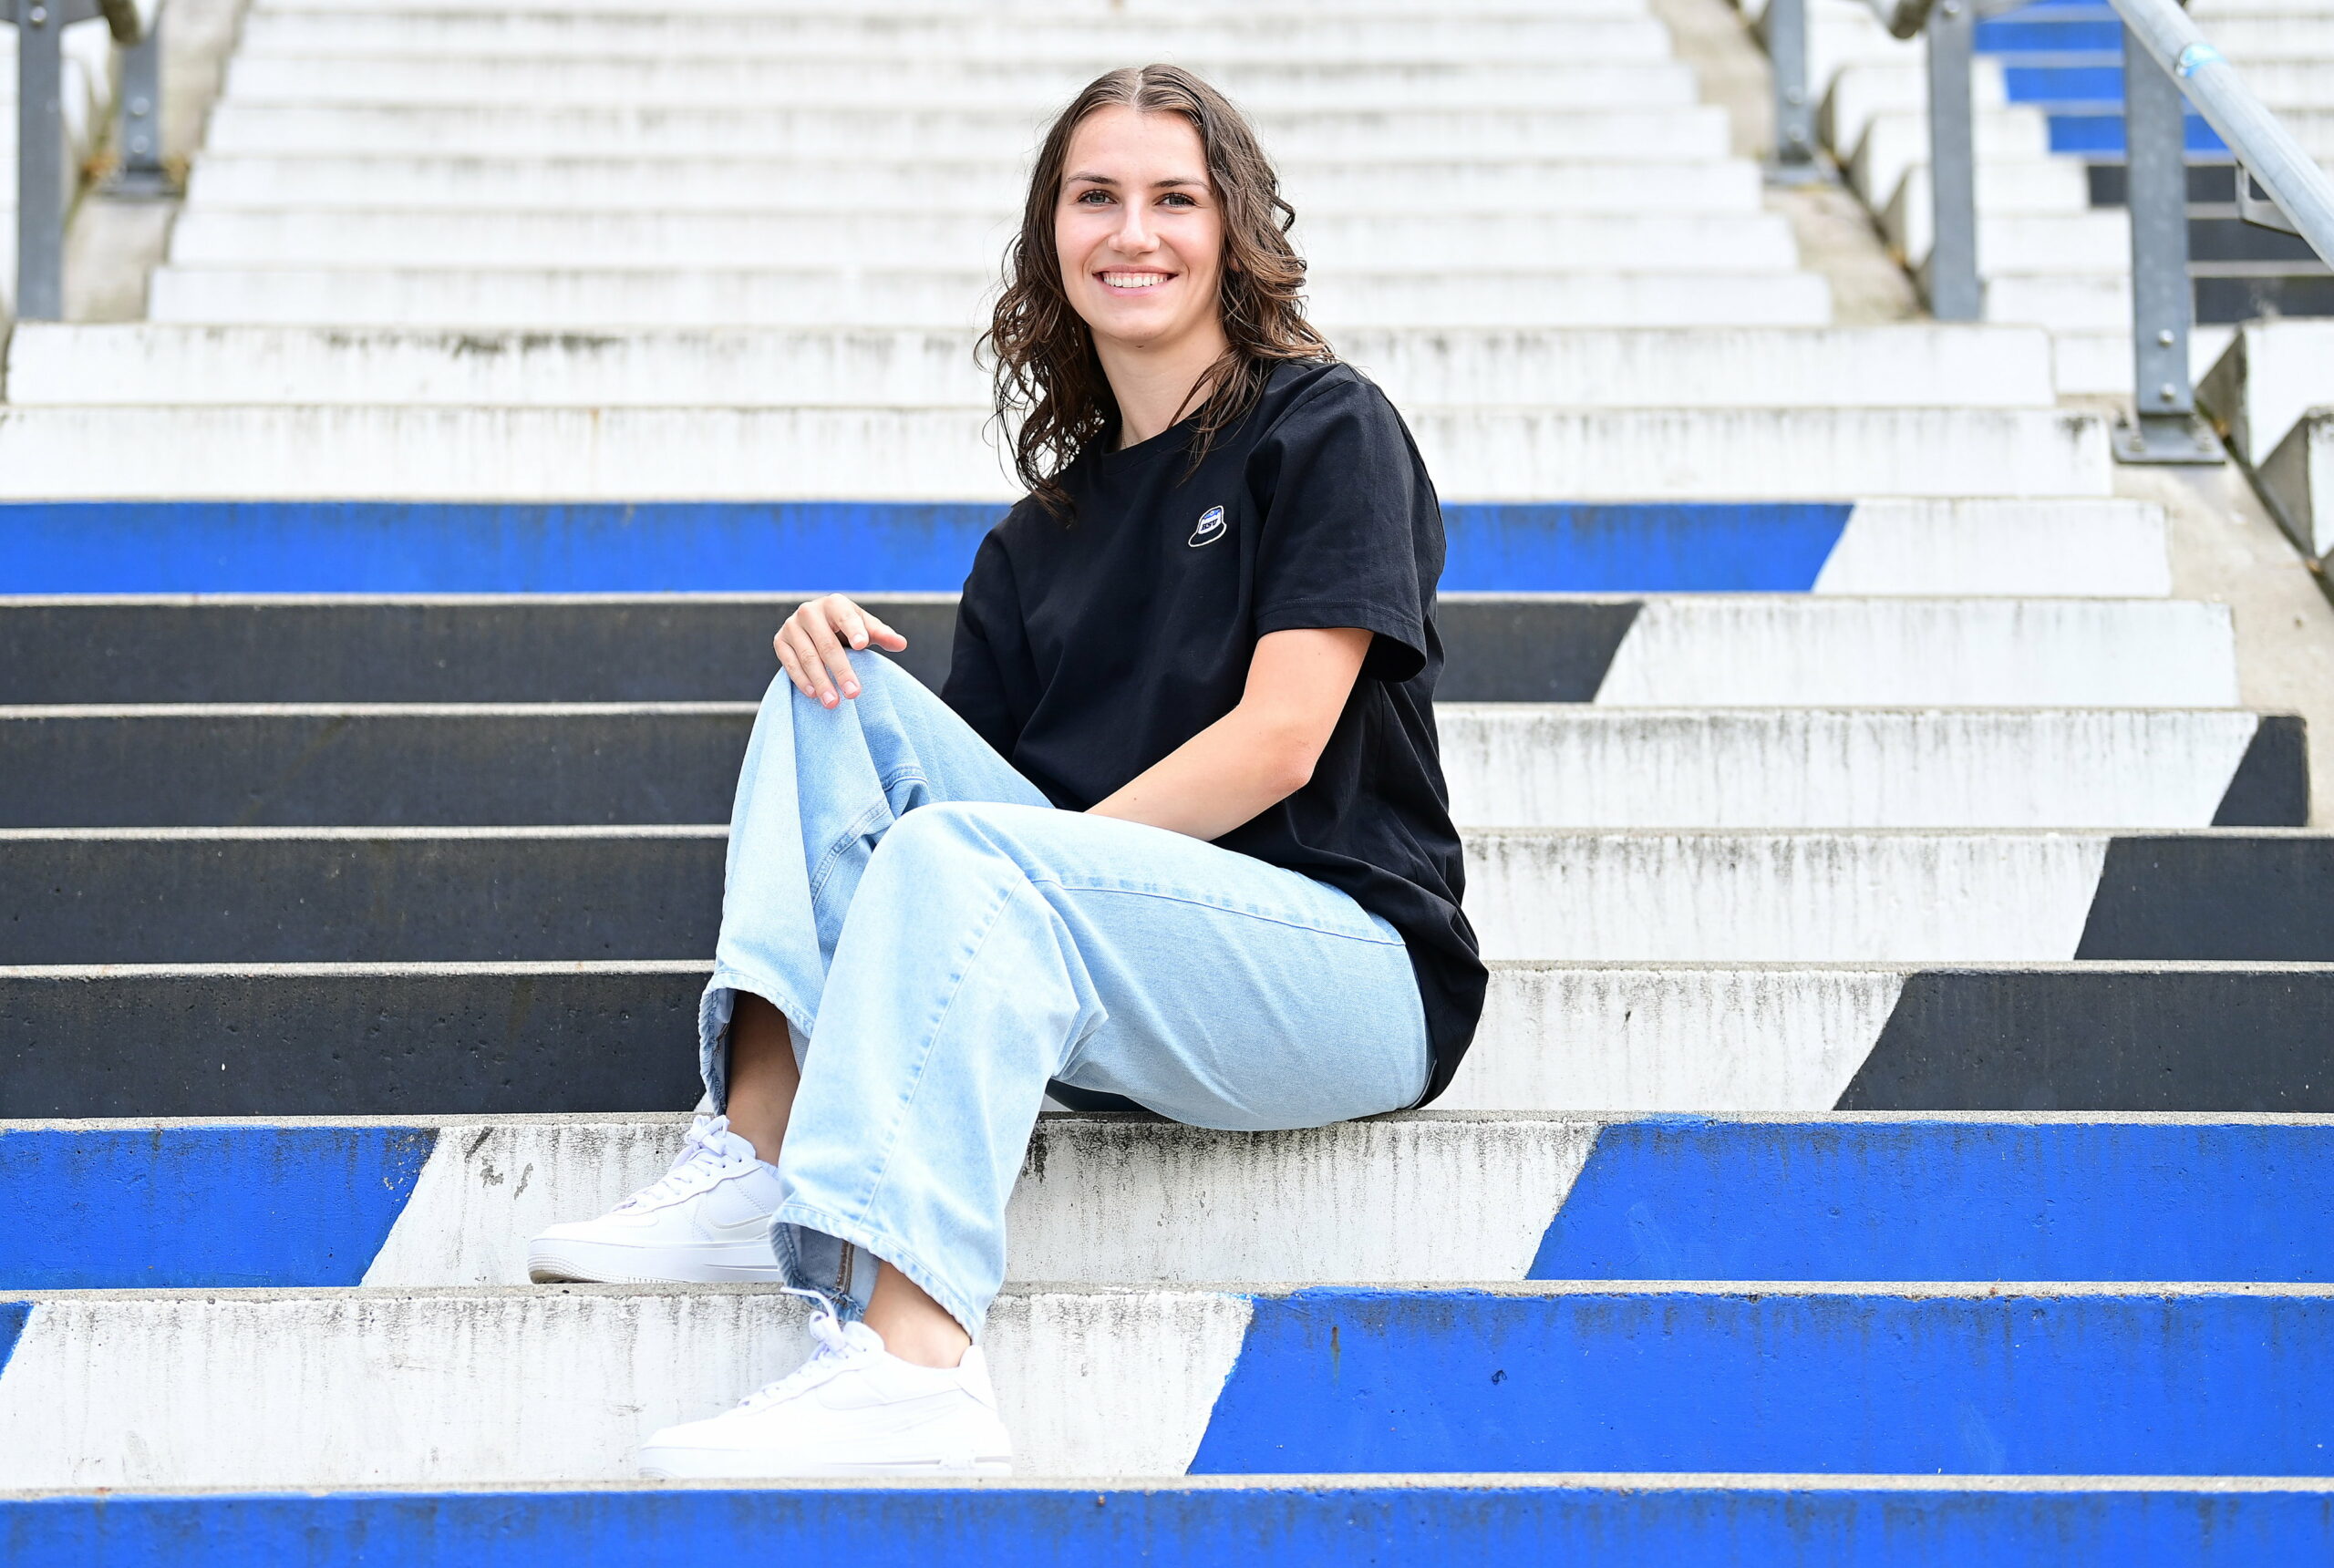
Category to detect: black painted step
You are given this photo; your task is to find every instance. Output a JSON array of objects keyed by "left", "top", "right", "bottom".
[
  {"left": 0, "top": 598, "right": 1639, "bottom": 705},
  {"left": 4, "top": 962, "right": 2328, "bottom": 1117},
  {"left": 5, "top": 829, "right": 2334, "bottom": 965}
]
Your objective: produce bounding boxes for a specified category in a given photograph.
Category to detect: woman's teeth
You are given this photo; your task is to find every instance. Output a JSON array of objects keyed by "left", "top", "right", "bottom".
[{"left": 1101, "top": 272, "right": 1167, "bottom": 289}]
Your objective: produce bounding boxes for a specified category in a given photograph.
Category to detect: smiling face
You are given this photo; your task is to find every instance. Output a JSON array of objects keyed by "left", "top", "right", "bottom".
[{"left": 1054, "top": 104, "right": 1229, "bottom": 363}]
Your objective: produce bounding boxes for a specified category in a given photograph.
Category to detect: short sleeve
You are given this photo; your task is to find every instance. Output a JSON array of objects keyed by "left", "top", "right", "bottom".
[
  {"left": 940, "top": 530, "right": 1031, "bottom": 758},
  {"left": 1250, "top": 370, "right": 1439, "bottom": 684}
]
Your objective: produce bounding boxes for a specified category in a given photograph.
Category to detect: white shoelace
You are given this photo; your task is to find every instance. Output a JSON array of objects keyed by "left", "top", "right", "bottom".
[
  {"left": 735, "top": 1288, "right": 874, "bottom": 1412},
  {"left": 613, "top": 1113, "right": 752, "bottom": 1213}
]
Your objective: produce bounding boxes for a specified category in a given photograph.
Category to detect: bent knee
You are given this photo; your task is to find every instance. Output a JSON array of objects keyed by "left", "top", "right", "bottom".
[{"left": 876, "top": 799, "right": 1054, "bottom": 869}]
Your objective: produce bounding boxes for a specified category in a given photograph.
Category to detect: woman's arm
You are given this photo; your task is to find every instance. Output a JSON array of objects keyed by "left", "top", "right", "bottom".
[{"left": 1087, "top": 626, "right": 1371, "bottom": 841}]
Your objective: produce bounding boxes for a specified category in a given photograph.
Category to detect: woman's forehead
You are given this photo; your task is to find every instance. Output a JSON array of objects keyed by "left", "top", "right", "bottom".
[{"left": 1062, "top": 106, "right": 1208, "bottom": 181}]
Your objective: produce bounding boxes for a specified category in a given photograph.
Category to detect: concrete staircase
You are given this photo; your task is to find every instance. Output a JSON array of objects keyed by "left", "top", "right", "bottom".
[{"left": 5, "top": 0, "right": 2333, "bottom": 1559}]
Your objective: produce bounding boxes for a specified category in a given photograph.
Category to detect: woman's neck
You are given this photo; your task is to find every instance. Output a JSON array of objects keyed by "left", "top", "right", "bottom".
[{"left": 1097, "top": 325, "right": 1232, "bottom": 449}]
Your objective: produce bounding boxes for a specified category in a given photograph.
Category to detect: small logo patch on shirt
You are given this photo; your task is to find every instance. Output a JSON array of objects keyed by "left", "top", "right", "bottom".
[{"left": 1188, "top": 505, "right": 1228, "bottom": 548}]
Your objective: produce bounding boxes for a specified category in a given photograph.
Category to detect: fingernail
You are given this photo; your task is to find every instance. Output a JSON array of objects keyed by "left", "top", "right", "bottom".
[
  {"left": 843, "top": 682, "right": 860, "bottom": 696},
  {"left": 823, "top": 694, "right": 837, "bottom": 707}
]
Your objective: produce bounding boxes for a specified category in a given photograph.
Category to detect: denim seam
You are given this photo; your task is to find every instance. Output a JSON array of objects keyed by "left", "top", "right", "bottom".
[
  {"left": 824, "top": 875, "right": 1020, "bottom": 1245},
  {"left": 1026, "top": 877, "right": 1407, "bottom": 944},
  {"left": 773, "top": 1201, "right": 984, "bottom": 1339},
  {"left": 807, "top": 799, "right": 893, "bottom": 905}
]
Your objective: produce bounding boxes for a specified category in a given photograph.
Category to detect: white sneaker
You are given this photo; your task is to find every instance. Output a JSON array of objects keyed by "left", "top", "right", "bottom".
[
  {"left": 637, "top": 1295, "right": 1015, "bottom": 1479},
  {"left": 527, "top": 1114, "right": 786, "bottom": 1284}
]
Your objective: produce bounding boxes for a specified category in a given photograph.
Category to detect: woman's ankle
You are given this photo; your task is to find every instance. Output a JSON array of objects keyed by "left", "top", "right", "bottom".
[
  {"left": 722, "top": 994, "right": 802, "bottom": 1163},
  {"left": 863, "top": 1264, "right": 974, "bottom": 1368}
]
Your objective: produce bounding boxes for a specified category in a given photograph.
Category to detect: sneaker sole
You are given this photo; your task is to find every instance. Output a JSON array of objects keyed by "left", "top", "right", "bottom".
[{"left": 526, "top": 1241, "right": 787, "bottom": 1286}]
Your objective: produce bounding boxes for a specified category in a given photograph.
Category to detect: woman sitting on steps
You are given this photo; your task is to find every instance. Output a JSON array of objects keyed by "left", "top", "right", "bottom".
[{"left": 527, "top": 62, "right": 1486, "bottom": 1480}]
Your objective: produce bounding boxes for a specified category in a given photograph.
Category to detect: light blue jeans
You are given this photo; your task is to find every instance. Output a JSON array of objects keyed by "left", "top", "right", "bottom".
[{"left": 699, "top": 651, "right": 1431, "bottom": 1338}]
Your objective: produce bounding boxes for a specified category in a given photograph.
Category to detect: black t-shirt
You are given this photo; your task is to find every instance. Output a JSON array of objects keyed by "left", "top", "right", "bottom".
[{"left": 942, "top": 358, "right": 1485, "bottom": 1104}]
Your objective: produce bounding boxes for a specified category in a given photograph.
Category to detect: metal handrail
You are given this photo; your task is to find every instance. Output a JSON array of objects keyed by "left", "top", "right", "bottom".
[
  {"left": 7, "top": 0, "right": 165, "bottom": 320},
  {"left": 2108, "top": 0, "right": 2334, "bottom": 266}
]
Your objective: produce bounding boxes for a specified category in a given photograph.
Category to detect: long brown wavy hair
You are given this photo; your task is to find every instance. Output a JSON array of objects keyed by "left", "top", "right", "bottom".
[{"left": 982, "top": 65, "right": 1335, "bottom": 517}]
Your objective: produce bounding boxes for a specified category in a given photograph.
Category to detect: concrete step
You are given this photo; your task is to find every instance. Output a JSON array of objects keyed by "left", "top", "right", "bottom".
[
  {"left": 2257, "top": 412, "right": 2333, "bottom": 563},
  {"left": 0, "top": 826, "right": 2316, "bottom": 965},
  {"left": 7, "top": 958, "right": 2330, "bottom": 1117},
  {"left": 1, "top": 705, "right": 2288, "bottom": 830},
  {"left": 7, "top": 1477, "right": 2332, "bottom": 1564},
  {"left": 218, "top": 54, "right": 1698, "bottom": 109},
  {"left": 195, "top": 98, "right": 1728, "bottom": 157},
  {"left": 248, "top": 0, "right": 1668, "bottom": 10},
  {"left": 0, "top": 596, "right": 2227, "bottom": 705},
  {"left": 228, "top": 12, "right": 1678, "bottom": 59},
  {"left": 2051, "top": 325, "right": 2236, "bottom": 400},
  {"left": 139, "top": 265, "right": 1834, "bottom": 333},
  {"left": 1883, "top": 162, "right": 2112, "bottom": 267},
  {"left": 1851, "top": 108, "right": 2052, "bottom": 211},
  {"left": 2197, "top": 318, "right": 2334, "bottom": 467},
  {"left": 9, "top": 1112, "right": 2331, "bottom": 1291},
  {"left": 1821, "top": 57, "right": 2011, "bottom": 155},
  {"left": 1984, "top": 273, "right": 2133, "bottom": 331},
  {"left": 199, "top": 103, "right": 1734, "bottom": 161},
  {"left": 1895, "top": 211, "right": 2132, "bottom": 273},
  {"left": 4, "top": 405, "right": 2127, "bottom": 500},
  {"left": 178, "top": 153, "right": 1765, "bottom": 211},
  {"left": 162, "top": 209, "right": 1795, "bottom": 271},
  {"left": 5, "top": 325, "right": 2067, "bottom": 410},
  {"left": 2, "top": 1282, "right": 2329, "bottom": 1483}
]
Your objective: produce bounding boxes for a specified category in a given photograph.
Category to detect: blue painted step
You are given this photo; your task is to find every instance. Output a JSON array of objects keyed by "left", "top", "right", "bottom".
[
  {"left": 0, "top": 500, "right": 1854, "bottom": 593},
  {"left": 6, "top": 1117, "right": 2329, "bottom": 1290},
  {"left": 4, "top": 1480, "right": 2329, "bottom": 1567},
  {"left": 1193, "top": 1286, "right": 2334, "bottom": 1475}
]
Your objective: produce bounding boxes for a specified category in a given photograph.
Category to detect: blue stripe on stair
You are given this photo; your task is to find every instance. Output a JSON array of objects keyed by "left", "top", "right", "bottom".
[
  {"left": 1, "top": 1483, "right": 2331, "bottom": 1566},
  {"left": 0, "top": 1303, "right": 26, "bottom": 1382},
  {"left": 1529, "top": 1119, "right": 2334, "bottom": 1283},
  {"left": 1190, "top": 1288, "right": 2334, "bottom": 1475},
  {"left": 0, "top": 1127, "right": 435, "bottom": 1288},
  {"left": 0, "top": 501, "right": 1854, "bottom": 593}
]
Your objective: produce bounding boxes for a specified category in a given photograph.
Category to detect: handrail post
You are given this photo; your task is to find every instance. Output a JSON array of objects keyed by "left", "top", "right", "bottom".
[
  {"left": 1764, "top": 0, "right": 1822, "bottom": 183},
  {"left": 13, "top": 0, "right": 69, "bottom": 320},
  {"left": 102, "top": 13, "right": 172, "bottom": 198},
  {"left": 1924, "top": 0, "right": 1981, "bottom": 319},
  {"left": 2112, "top": 1, "right": 2224, "bottom": 461}
]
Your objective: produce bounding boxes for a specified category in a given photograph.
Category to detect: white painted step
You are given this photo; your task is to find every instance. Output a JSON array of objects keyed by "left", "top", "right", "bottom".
[
  {"left": 2052, "top": 326, "right": 2235, "bottom": 401},
  {"left": 1851, "top": 108, "right": 2052, "bottom": 211},
  {"left": 2258, "top": 412, "right": 2334, "bottom": 562},
  {"left": 181, "top": 154, "right": 1766, "bottom": 211},
  {"left": 240, "top": 0, "right": 1664, "bottom": 13},
  {"left": 230, "top": 11, "right": 1678, "bottom": 58},
  {"left": 195, "top": 100, "right": 1725, "bottom": 157},
  {"left": 360, "top": 1110, "right": 1597, "bottom": 1290},
  {"left": 1986, "top": 275, "right": 2134, "bottom": 333},
  {"left": 0, "top": 1284, "right": 1247, "bottom": 1482},
  {"left": 1442, "top": 706, "right": 2257, "bottom": 828},
  {"left": 1821, "top": 57, "right": 2010, "bottom": 156},
  {"left": 1894, "top": 211, "right": 2132, "bottom": 273},
  {"left": 219, "top": 54, "right": 1699, "bottom": 109},
  {"left": 143, "top": 266, "right": 1835, "bottom": 330},
  {"left": 2198, "top": 319, "right": 2334, "bottom": 466},
  {"left": 163, "top": 209, "right": 1795, "bottom": 271},
  {"left": 0, "top": 407, "right": 2116, "bottom": 500},
  {"left": 1884, "top": 163, "right": 2095, "bottom": 267},
  {"left": 1466, "top": 829, "right": 2146, "bottom": 962},
  {"left": 1577, "top": 599, "right": 2230, "bottom": 707},
  {"left": 5, "top": 325, "right": 2063, "bottom": 410}
]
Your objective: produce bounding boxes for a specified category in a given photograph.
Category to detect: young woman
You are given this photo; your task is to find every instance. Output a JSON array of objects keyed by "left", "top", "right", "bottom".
[{"left": 529, "top": 63, "right": 1484, "bottom": 1479}]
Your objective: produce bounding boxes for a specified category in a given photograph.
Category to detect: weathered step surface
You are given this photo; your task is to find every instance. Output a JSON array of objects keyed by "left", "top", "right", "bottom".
[
  {"left": 0, "top": 706, "right": 2297, "bottom": 829},
  {"left": 9, "top": 1112, "right": 2326, "bottom": 1290},
  {"left": 5, "top": 324, "right": 2066, "bottom": 408},
  {"left": 9, "top": 1477, "right": 2332, "bottom": 1567},
  {"left": 9, "top": 829, "right": 2332, "bottom": 965},
  {"left": 178, "top": 153, "right": 1764, "bottom": 211},
  {"left": 0, "top": 599, "right": 2229, "bottom": 706},
  {"left": 10, "top": 960, "right": 2334, "bottom": 1116},
  {"left": 136, "top": 268, "right": 1835, "bottom": 332},
  {"left": 3, "top": 1283, "right": 2330, "bottom": 1483},
  {"left": 0, "top": 499, "right": 2173, "bottom": 596}
]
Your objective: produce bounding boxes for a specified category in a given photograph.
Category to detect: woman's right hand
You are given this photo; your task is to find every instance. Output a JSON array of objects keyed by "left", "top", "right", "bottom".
[{"left": 774, "top": 594, "right": 910, "bottom": 708}]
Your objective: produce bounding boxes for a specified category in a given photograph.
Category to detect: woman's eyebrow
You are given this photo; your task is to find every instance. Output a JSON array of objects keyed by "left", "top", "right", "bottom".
[{"left": 1062, "top": 172, "right": 1208, "bottom": 190}]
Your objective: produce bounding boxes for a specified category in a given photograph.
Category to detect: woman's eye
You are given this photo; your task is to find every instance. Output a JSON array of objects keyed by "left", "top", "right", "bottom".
[{"left": 1074, "top": 190, "right": 1112, "bottom": 205}]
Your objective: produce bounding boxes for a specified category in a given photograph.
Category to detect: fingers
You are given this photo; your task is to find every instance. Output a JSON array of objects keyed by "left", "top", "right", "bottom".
[
  {"left": 801, "top": 603, "right": 862, "bottom": 706},
  {"left": 773, "top": 628, "right": 815, "bottom": 701},
  {"left": 775, "top": 596, "right": 904, "bottom": 705},
  {"left": 862, "top": 611, "right": 910, "bottom": 652}
]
